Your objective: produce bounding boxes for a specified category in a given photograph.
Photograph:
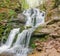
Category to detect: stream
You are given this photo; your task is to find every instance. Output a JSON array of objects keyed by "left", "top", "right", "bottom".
[{"left": 0, "top": 8, "right": 45, "bottom": 56}]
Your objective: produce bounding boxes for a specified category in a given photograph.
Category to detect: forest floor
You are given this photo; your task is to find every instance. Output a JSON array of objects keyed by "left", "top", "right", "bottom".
[{"left": 28, "top": 38, "right": 60, "bottom": 56}]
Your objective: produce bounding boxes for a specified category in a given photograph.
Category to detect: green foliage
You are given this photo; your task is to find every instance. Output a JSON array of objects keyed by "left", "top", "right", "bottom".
[
  {"left": 0, "top": 0, "right": 22, "bottom": 20},
  {"left": 21, "top": 0, "right": 29, "bottom": 9},
  {"left": 0, "top": 21, "right": 14, "bottom": 43},
  {"left": 8, "top": 9, "right": 16, "bottom": 16},
  {"left": 8, "top": 9, "right": 17, "bottom": 18},
  {"left": 0, "top": 13, "right": 7, "bottom": 20},
  {"left": 0, "top": 10, "right": 16, "bottom": 21},
  {"left": 0, "top": 0, "right": 24, "bottom": 43},
  {"left": 30, "top": 37, "right": 36, "bottom": 49},
  {"left": 31, "top": 44, "right": 36, "bottom": 48},
  {"left": 0, "top": 0, "right": 20, "bottom": 9},
  {"left": 3, "top": 25, "right": 13, "bottom": 41},
  {"left": 0, "top": 25, "right": 5, "bottom": 38}
]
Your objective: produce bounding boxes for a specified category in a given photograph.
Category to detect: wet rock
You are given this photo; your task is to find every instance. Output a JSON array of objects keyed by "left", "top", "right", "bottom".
[
  {"left": 17, "top": 13, "right": 27, "bottom": 23},
  {"left": 33, "top": 33, "right": 47, "bottom": 37},
  {"left": 11, "top": 13, "right": 27, "bottom": 24},
  {"left": 33, "top": 18, "right": 60, "bottom": 38},
  {"left": 33, "top": 26, "right": 54, "bottom": 37},
  {"left": 0, "top": 52, "right": 15, "bottom": 56},
  {"left": 40, "top": 28, "right": 53, "bottom": 34}
]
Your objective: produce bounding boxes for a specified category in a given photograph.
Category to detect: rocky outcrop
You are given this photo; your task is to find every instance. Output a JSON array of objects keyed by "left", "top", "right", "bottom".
[
  {"left": 6, "top": 13, "right": 27, "bottom": 28},
  {"left": 33, "top": 19, "right": 60, "bottom": 38},
  {"left": 10, "top": 13, "right": 27, "bottom": 24}
]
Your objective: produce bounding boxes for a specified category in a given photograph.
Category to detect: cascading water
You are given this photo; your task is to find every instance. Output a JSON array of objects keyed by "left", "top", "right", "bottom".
[
  {"left": 6, "top": 8, "right": 45, "bottom": 56},
  {"left": 23, "top": 8, "right": 45, "bottom": 27},
  {"left": 0, "top": 28, "right": 20, "bottom": 53},
  {"left": 8, "top": 28, "right": 35, "bottom": 56},
  {"left": 0, "top": 8, "right": 45, "bottom": 56},
  {"left": 5, "top": 28, "right": 20, "bottom": 46}
]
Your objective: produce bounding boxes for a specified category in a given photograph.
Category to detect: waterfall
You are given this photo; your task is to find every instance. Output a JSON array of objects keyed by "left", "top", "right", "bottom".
[
  {"left": 6, "top": 8, "right": 45, "bottom": 56},
  {"left": 5, "top": 28, "right": 20, "bottom": 46},
  {"left": 7, "top": 28, "right": 35, "bottom": 56},
  {"left": 14, "top": 30, "right": 28, "bottom": 46},
  {"left": 23, "top": 8, "right": 45, "bottom": 27},
  {"left": 0, "top": 28, "right": 20, "bottom": 53},
  {"left": 26, "top": 0, "right": 44, "bottom": 8},
  {"left": 0, "top": 8, "right": 45, "bottom": 56}
]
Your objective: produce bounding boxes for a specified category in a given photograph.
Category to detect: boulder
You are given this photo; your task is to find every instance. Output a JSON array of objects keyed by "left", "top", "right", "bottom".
[{"left": 11, "top": 13, "right": 27, "bottom": 24}]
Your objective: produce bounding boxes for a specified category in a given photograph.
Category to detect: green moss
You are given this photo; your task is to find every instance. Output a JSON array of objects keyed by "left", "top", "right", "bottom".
[
  {"left": 0, "top": 13, "right": 7, "bottom": 21},
  {"left": 20, "top": 26, "right": 25, "bottom": 33},
  {"left": 26, "top": 26, "right": 32, "bottom": 29},
  {"left": 29, "top": 37, "right": 36, "bottom": 49},
  {"left": 31, "top": 44, "right": 36, "bottom": 48},
  {"left": 34, "top": 26, "right": 44, "bottom": 33},
  {"left": 8, "top": 9, "right": 16, "bottom": 17}
]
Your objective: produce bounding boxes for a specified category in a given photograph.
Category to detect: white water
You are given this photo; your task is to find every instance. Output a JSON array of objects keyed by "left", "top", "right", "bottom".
[
  {"left": 26, "top": 0, "right": 44, "bottom": 8},
  {"left": 6, "top": 8, "right": 45, "bottom": 56},
  {"left": 7, "top": 28, "right": 35, "bottom": 56},
  {"left": 14, "top": 30, "right": 28, "bottom": 46},
  {"left": 5, "top": 28, "right": 20, "bottom": 46},
  {"left": 23, "top": 8, "right": 45, "bottom": 27},
  {"left": 0, "top": 8, "right": 45, "bottom": 56},
  {"left": 0, "top": 28, "right": 20, "bottom": 53}
]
